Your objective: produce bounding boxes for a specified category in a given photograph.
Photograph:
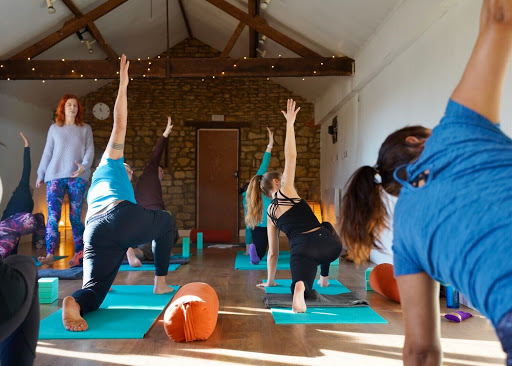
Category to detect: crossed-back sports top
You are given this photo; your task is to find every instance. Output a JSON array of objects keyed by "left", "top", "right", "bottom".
[{"left": 268, "top": 190, "right": 320, "bottom": 238}]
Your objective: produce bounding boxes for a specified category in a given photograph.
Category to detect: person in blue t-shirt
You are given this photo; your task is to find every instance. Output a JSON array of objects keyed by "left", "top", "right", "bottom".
[
  {"left": 242, "top": 127, "right": 274, "bottom": 264},
  {"left": 61, "top": 55, "right": 177, "bottom": 332},
  {"left": 346, "top": 2, "right": 512, "bottom": 363}
]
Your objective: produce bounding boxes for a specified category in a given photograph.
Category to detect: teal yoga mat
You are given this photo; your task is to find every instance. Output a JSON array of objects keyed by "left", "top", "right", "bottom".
[
  {"left": 118, "top": 263, "right": 180, "bottom": 272},
  {"left": 235, "top": 251, "right": 339, "bottom": 270},
  {"left": 263, "top": 279, "right": 350, "bottom": 295},
  {"left": 39, "top": 285, "right": 179, "bottom": 339},
  {"left": 33, "top": 256, "right": 67, "bottom": 267},
  {"left": 270, "top": 306, "right": 388, "bottom": 325}
]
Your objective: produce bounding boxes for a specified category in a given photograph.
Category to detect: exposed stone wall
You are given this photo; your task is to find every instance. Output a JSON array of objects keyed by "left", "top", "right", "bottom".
[{"left": 82, "top": 38, "right": 320, "bottom": 230}]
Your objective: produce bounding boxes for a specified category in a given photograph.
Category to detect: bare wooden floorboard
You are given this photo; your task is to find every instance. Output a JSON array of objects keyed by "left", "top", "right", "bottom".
[{"left": 20, "top": 230, "right": 505, "bottom": 365}]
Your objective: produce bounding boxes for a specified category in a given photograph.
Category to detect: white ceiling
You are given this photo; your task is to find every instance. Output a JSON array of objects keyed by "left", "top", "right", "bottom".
[{"left": 0, "top": 0, "right": 402, "bottom": 110}]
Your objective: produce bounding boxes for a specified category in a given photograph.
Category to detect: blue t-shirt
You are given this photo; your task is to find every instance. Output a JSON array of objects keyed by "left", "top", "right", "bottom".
[
  {"left": 243, "top": 151, "right": 272, "bottom": 228},
  {"left": 393, "top": 100, "right": 512, "bottom": 327},
  {"left": 86, "top": 154, "right": 136, "bottom": 221}
]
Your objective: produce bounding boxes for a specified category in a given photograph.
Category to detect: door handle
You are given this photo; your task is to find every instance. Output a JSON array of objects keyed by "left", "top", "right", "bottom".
[{"left": 233, "top": 171, "right": 238, "bottom": 178}]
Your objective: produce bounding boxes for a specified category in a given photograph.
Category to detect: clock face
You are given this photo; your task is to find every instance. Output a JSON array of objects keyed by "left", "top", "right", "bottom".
[{"left": 92, "top": 102, "right": 110, "bottom": 120}]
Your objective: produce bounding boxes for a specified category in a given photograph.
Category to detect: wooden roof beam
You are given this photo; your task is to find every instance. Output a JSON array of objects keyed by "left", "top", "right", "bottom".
[
  {"left": 0, "top": 57, "right": 354, "bottom": 79},
  {"left": 203, "top": 0, "right": 322, "bottom": 58},
  {"left": 178, "top": 0, "right": 193, "bottom": 38},
  {"left": 248, "top": 0, "right": 258, "bottom": 58},
  {"left": 221, "top": 21, "right": 246, "bottom": 57},
  {"left": 10, "top": 0, "right": 128, "bottom": 60}
]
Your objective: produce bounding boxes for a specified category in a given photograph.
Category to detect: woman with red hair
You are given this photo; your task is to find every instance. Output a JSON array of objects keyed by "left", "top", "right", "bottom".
[{"left": 36, "top": 94, "right": 94, "bottom": 266}]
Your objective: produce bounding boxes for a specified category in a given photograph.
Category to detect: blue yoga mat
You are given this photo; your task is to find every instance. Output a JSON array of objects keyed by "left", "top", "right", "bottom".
[
  {"left": 32, "top": 256, "right": 67, "bottom": 267},
  {"left": 118, "top": 263, "right": 180, "bottom": 272},
  {"left": 263, "top": 279, "right": 350, "bottom": 295},
  {"left": 271, "top": 306, "right": 388, "bottom": 324},
  {"left": 39, "top": 285, "right": 179, "bottom": 339},
  {"left": 235, "top": 251, "right": 339, "bottom": 270}
]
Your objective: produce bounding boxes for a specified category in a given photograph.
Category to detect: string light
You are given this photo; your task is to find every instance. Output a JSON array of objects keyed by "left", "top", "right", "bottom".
[
  {"left": 313, "top": 71, "right": 317, "bottom": 74},
  {"left": 212, "top": 76, "right": 215, "bottom": 79},
  {"left": 271, "top": 65, "right": 274, "bottom": 68},
  {"left": 94, "top": 78, "right": 97, "bottom": 81},
  {"left": 221, "top": 71, "right": 225, "bottom": 75},
  {"left": 61, "top": 58, "right": 65, "bottom": 62},
  {"left": 302, "top": 78, "right": 305, "bottom": 80},
  {"left": 148, "top": 62, "right": 152, "bottom": 65},
  {"left": 148, "top": 68, "right": 150, "bottom": 71},
  {"left": 7, "top": 78, "right": 10, "bottom": 80},
  {"left": 116, "top": 71, "right": 119, "bottom": 74},
  {"left": 233, "top": 64, "right": 237, "bottom": 68},
  {"left": 201, "top": 78, "right": 204, "bottom": 81},
  {"left": 32, "top": 67, "right": 35, "bottom": 71},
  {"left": 80, "top": 74, "right": 83, "bottom": 77},
  {"left": 266, "top": 77, "right": 269, "bottom": 80},
  {"left": 320, "top": 62, "right": 324, "bottom": 65},
  {"left": 158, "top": 56, "right": 161, "bottom": 59},
  {"left": 243, "top": 56, "right": 247, "bottom": 59},
  {"left": 0, "top": 65, "right": 3, "bottom": 68},
  {"left": 27, "top": 58, "right": 31, "bottom": 60},
  {"left": 71, "top": 70, "right": 75, "bottom": 73},
  {"left": 42, "top": 80, "right": 45, "bottom": 83},
  {"left": 143, "top": 74, "right": 146, "bottom": 77},
  {"left": 137, "top": 58, "right": 141, "bottom": 61}
]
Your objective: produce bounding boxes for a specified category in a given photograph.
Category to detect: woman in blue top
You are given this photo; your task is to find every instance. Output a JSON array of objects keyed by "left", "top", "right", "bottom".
[
  {"left": 243, "top": 127, "right": 274, "bottom": 264},
  {"left": 247, "top": 99, "right": 342, "bottom": 313},
  {"left": 346, "top": 1, "right": 512, "bottom": 363},
  {"left": 61, "top": 55, "right": 177, "bottom": 332}
]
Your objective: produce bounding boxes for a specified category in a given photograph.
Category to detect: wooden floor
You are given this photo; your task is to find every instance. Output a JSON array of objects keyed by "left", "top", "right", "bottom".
[{"left": 21, "top": 229, "right": 506, "bottom": 366}]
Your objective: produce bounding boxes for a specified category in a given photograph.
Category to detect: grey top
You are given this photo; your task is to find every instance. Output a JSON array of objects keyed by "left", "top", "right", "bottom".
[{"left": 37, "top": 123, "right": 94, "bottom": 182}]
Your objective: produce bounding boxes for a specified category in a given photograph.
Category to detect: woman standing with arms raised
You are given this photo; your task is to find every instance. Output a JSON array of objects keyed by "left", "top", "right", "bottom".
[{"left": 36, "top": 94, "right": 94, "bottom": 265}]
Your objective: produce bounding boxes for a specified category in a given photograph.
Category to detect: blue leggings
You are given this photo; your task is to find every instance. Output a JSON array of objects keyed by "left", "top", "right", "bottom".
[{"left": 497, "top": 309, "right": 512, "bottom": 366}]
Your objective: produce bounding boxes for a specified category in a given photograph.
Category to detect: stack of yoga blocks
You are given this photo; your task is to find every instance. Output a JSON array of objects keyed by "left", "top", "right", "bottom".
[
  {"left": 366, "top": 268, "right": 373, "bottom": 291},
  {"left": 38, "top": 277, "right": 58, "bottom": 304}
]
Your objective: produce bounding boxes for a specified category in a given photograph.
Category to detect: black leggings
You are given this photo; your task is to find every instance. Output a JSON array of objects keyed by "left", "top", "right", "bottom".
[
  {"left": 252, "top": 226, "right": 269, "bottom": 259},
  {"left": 289, "top": 222, "right": 342, "bottom": 298},
  {"left": 73, "top": 201, "right": 176, "bottom": 315},
  {"left": 0, "top": 255, "right": 39, "bottom": 366}
]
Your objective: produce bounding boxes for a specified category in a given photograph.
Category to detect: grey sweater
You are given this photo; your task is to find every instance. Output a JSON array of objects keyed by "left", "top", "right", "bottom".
[{"left": 37, "top": 123, "right": 94, "bottom": 182}]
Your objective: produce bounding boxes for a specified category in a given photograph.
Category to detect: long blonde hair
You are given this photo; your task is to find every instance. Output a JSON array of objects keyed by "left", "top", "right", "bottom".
[{"left": 245, "top": 171, "right": 281, "bottom": 228}]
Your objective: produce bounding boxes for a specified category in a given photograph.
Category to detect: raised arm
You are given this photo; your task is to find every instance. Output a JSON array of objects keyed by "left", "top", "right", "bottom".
[
  {"left": 256, "top": 127, "right": 274, "bottom": 175},
  {"left": 105, "top": 54, "right": 130, "bottom": 160},
  {"left": 451, "top": 0, "right": 512, "bottom": 123},
  {"left": 281, "top": 99, "right": 300, "bottom": 193},
  {"left": 19, "top": 133, "right": 31, "bottom": 186},
  {"left": 397, "top": 273, "right": 442, "bottom": 365}
]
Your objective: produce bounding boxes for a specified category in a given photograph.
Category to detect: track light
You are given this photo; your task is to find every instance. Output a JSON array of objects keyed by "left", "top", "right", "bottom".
[
  {"left": 256, "top": 48, "right": 267, "bottom": 57},
  {"left": 260, "top": 0, "right": 271, "bottom": 10},
  {"left": 46, "top": 0, "right": 56, "bottom": 14},
  {"left": 86, "top": 40, "right": 96, "bottom": 53},
  {"left": 76, "top": 30, "right": 86, "bottom": 43},
  {"left": 259, "top": 35, "right": 267, "bottom": 45}
]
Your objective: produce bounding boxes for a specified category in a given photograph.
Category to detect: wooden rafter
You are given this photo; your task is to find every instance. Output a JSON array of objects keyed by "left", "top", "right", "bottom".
[
  {"left": 61, "top": 0, "right": 118, "bottom": 61},
  {"left": 203, "top": 0, "right": 321, "bottom": 58},
  {"left": 221, "top": 21, "right": 246, "bottom": 57},
  {"left": 10, "top": 0, "right": 128, "bottom": 60},
  {"left": 178, "top": 0, "right": 192, "bottom": 38},
  {"left": 248, "top": 0, "right": 258, "bottom": 58},
  {"left": 0, "top": 57, "right": 353, "bottom": 79}
]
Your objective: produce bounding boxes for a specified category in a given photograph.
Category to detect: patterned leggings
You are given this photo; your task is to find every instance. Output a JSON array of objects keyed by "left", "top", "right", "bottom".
[
  {"left": 0, "top": 213, "right": 44, "bottom": 258},
  {"left": 45, "top": 178, "right": 87, "bottom": 254}
]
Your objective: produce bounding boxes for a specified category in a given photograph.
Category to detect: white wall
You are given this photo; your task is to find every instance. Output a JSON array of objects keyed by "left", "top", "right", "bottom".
[
  {"left": 317, "top": 0, "right": 512, "bottom": 224},
  {"left": 0, "top": 93, "right": 53, "bottom": 216}
]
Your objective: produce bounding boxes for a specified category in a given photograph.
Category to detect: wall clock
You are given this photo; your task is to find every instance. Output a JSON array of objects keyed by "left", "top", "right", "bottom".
[{"left": 93, "top": 102, "right": 110, "bottom": 120}]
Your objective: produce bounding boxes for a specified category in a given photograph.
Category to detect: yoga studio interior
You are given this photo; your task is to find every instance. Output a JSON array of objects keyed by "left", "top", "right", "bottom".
[{"left": 0, "top": 0, "right": 509, "bottom": 365}]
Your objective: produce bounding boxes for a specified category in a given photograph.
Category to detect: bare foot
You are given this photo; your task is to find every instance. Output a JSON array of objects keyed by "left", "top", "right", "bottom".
[
  {"left": 154, "top": 275, "right": 174, "bottom": 295},
  {"left": 292, "top": 281, "right": 307, "bottom": 313},
  {"left": 38, "top": 253, "right": 54, "bottom": 265},
  {"left": 127, "top": 247, "right": 142, "bottom": 267},
  {"left": 317, "top": 275, "right": 329, "bottom": 287},
  {"left": 62, "top": 296, "right": 88, "bottom": 332}
]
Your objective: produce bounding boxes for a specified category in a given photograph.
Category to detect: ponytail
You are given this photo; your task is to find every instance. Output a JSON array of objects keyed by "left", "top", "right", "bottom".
[
  {"left": 341, "top": 166, "right": 387, "bottom": 265},
  {"left": 245, "top": 175, "right": 264, "bottom": 229}
]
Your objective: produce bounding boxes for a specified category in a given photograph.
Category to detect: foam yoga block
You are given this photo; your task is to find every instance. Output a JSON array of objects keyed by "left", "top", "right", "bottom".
[
  {"left": 368, "top": 263, "right": 400, "bottom": 303},
  {"left": 182, "top": 237, "right": 190, "bottom": 258},
  {"left": 163, "top": 282, "right": 219, "bottom": 342}
]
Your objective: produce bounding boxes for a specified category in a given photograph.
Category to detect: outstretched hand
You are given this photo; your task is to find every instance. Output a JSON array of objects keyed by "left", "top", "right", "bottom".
[
  {"left": 163, "top": 116, "right": 173, "bottom": 138},
  {"left": 20, "top": 132, "right": 29, "bottom": 147},
  {"left": 119, "top": 54, "right": 130, "bottom": 88},
  {"left": 281, "top": 98, "right": 300, "bottom": 125},
  {"left": 267, "top": 127, "right": 274, "bottom": 146},
  {"left": 35, "top": 180, "right": 43, "bottom": 188},
  {"left": 70, "top": 160, "right": 85, "bottom": 178}
]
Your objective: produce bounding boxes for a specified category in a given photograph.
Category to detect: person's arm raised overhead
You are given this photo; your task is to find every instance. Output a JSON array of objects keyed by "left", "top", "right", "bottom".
[
  {"left": 281, "top": 99, "right": 300, "bottom": 193},
  {"left": 105, "top": 54, "right": 130, "bottom": 160},
  {"left": 256, "top": 127, "right": 274, "bottom": 176},
  {"left": 451, "top": 0, "right": 512, "bottom": 123},
  {"left": 162, "top": 116, "right": 173, "bottom": 138}
]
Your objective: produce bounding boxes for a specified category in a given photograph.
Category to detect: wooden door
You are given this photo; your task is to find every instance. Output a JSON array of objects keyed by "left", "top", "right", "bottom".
[{"left": 197, "top": 129, "right": 239, "bottom": 243}]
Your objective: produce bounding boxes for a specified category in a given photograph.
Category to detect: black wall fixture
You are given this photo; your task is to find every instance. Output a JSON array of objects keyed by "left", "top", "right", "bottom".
[{"left": 328, "top": 116, "right": 338, "bottom": 144}]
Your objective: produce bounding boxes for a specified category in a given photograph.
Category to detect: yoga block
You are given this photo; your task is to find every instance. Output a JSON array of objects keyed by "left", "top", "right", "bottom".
[
  {"left": 182, "top": 237, "right": 190, "bottom": 258},
  {"left": 365, "top": 267, "right": 373, "bottom": 280},
  {"left": 38, "top": 277, "right": 58, "bottom": 289},
  {"left": 369, "top": 263, "right": 400, "bottom": 303},
  {"left": 164, "top": 282, "right": 219, "bottom": 342},
  {"left": 190, "top": 229, "right": 231, "bottom": 244},
  {"left": 366, "top": 280, "right": 373, "bottom": 291},
  {"left": 197, "top": 232, "right": 203, "bottom": 250}
]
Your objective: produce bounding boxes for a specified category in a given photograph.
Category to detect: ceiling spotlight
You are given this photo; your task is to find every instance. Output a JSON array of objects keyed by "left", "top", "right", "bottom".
[
  {"left": 256, "top": 48, "right": 267, "bottom": 57},
  {"left": 86, "top": 40, "right": 96, "bottom": 53},
  {"left": 260, "top": 0, "right": 271, "bottom": 10},
  {"left": 259, "top": 35, "right": 267, "bottom": 45},
  {"left": 76, "top": 30, "right": 86, "bottom": 43},
  {"left": 46, "top": 0, "right": 56, "bottom": 14}
]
